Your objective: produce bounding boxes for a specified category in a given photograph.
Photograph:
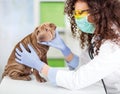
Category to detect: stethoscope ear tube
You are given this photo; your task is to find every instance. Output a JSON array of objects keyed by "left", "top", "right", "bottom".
[{"left": 88, "top": 43, "right": 108, "bottom": 94}]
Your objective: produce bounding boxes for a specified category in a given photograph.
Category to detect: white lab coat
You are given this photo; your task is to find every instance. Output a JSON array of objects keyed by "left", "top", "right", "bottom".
[{"left": 56, "top": 40, "right": 120, "bottom": 94}]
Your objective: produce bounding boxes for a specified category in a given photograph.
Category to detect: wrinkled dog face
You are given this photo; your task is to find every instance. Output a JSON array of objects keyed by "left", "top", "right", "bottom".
[{"left": 35, "top": 23, "right": 56, "bottom": 42}]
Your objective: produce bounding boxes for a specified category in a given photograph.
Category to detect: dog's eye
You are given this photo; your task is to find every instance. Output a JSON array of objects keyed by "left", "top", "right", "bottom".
[{"left": 45, "top": 29, "right": 48, "bottom": 32}]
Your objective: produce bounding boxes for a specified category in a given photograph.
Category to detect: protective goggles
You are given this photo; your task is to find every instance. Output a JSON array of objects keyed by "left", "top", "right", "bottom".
[{"left": 73, "top": 9, "right": 89, "bottom": 19}]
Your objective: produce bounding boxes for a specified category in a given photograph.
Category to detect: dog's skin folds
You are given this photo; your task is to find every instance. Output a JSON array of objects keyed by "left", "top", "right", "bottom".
[{"left": 2, "top": 23, "right": 56, "bottom": 82}]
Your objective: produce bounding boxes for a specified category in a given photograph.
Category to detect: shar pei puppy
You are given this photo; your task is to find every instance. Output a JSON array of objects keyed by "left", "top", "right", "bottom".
[{"left": 2, "top": 22, "right": 56, "bottom": 82}]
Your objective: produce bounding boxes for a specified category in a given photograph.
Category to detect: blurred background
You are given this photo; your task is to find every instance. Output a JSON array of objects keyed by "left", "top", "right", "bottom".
[{"left": 0, "top": 0, "right": 80, "bottom": 81}]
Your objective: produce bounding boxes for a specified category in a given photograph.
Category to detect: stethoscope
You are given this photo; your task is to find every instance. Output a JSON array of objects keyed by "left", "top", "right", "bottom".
[{"left": 88, "top": 42, "right": 108, "bottom": 94}]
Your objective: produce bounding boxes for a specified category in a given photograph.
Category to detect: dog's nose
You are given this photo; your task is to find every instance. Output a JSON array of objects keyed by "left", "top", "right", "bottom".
[
  {"left": 39, "top": 34, "right": 50, "bottom": 42},
  {"left": 39, "top": 36, "right": 46, "bottom": 42}
]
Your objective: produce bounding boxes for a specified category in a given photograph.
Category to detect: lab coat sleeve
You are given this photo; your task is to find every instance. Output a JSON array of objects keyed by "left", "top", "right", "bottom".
[
  {"left": 55, "top": 41, "right": 120, "bottom": 90},
  {"left": 47, "top": 54, "right": 79, "bottom": 85},
  {"left": 48, "top": 68, "right": 58, "bottom": 85}
]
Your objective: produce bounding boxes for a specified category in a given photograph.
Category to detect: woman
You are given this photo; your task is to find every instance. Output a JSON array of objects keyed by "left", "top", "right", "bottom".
[{"left": 15, "top": 0, "right": 120, "bottom": 93}]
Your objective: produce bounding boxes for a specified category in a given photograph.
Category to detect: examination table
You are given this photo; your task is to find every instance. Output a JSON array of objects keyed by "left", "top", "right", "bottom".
[{"left": 0, "top": 68, "right": 106, "bottom": 94}]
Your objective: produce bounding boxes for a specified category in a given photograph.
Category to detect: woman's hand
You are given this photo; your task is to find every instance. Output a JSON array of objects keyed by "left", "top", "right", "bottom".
[
  {"left": 40, "top": 31, "right": 71, "bottom": 56},
  {"left": 15, "top": 43, "right": 45, "bottom": 71}
]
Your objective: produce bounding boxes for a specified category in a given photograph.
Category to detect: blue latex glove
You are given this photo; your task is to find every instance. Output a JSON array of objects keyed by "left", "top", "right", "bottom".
[
  {"left": 15, "top": 43, "right": 45, "bottom": 71},
  {"left": 67, "top": 54, "right": 79, "bottom": 70},
  {"left": 40, "top": 31, "right": 71, "bottom": 56}
]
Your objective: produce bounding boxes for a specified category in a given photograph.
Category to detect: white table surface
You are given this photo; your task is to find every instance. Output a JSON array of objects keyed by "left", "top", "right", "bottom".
[{"left": 0, "top": 69, "right": 106, "bottom": 94}]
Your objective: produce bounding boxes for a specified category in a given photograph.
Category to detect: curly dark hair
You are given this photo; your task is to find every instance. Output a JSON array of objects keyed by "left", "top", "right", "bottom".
[{"left": 64, "top": 0, "right": 120, "bottom": 54}]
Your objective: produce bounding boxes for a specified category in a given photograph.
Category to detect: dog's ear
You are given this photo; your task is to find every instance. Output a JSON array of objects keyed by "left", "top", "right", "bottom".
[
  {"left": 35, "top": 27, "right": 38, "bottom": 31},
  {"left": 49, "top": 23, "right": 56, "bottom": 30},
  {"left": 34, "top": 27, "right": 40, "bottom": 36},
  {"left": 33, "top": 26, "right": 40, "bottom": 41}
]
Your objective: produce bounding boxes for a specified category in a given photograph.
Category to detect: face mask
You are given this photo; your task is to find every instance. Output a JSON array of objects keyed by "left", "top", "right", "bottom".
[{"left": 75, "top": 16, "right": 95, "bottom": 34}]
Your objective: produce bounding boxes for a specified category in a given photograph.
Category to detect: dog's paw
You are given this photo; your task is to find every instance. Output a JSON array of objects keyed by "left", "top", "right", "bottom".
[
  {"left": 22, "top": 76, "right": 31, "bottom": 81},
  {"left": 36, "top": 77, "right": 47, "bottom": 82}
]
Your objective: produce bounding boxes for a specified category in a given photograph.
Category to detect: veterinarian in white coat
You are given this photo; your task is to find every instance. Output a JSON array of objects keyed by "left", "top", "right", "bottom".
[{"left": 15, "top": 0, "right": 120, "bottom": 94}]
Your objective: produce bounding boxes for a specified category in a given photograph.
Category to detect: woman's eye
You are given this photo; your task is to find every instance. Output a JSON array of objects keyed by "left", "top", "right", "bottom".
[{"left": 78, "top": 11, "right": 83, "bottom": 15}]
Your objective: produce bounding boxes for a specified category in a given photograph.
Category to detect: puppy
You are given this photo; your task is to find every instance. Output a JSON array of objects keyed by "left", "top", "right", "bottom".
[{"left": 2, "top": 22, "right": 56, "bottom": 82}]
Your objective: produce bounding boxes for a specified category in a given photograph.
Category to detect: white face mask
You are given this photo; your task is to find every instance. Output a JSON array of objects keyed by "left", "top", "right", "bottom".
[{"left": 75, "top": 16, "right": 95, "bottom": 34}]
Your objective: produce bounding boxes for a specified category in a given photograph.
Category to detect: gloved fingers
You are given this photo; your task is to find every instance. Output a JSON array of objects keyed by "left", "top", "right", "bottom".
[
  {"left": 15, "top": 52, "right": 21, "bottom": 59},
  {"left": 15, "top": 48, "right": 22, "bottom": 56},
  {"left": 27, "top": 44, "right": 36, "bottom": 53},
  {"left": 20, "top": 43, "right": 27, "bottom": 52},
  {"left": 55, "top": 30, "right": 59, "bottom": 37},
  {"left": 40, "top": 41, "right": 50, "bottom": 46},
  {"left": 15, "top": 58, "right": 22, "bottom": 64}
]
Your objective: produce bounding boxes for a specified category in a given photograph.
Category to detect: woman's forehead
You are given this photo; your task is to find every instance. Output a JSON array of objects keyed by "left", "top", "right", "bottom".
[{"left": 75, "top": 1, "right": 89, "bottom": 10}]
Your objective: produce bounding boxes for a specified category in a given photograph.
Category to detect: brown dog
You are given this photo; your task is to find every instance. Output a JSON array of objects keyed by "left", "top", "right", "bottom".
[{"left": 2, "top": 22, "right": 56, "bottom": 82}]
